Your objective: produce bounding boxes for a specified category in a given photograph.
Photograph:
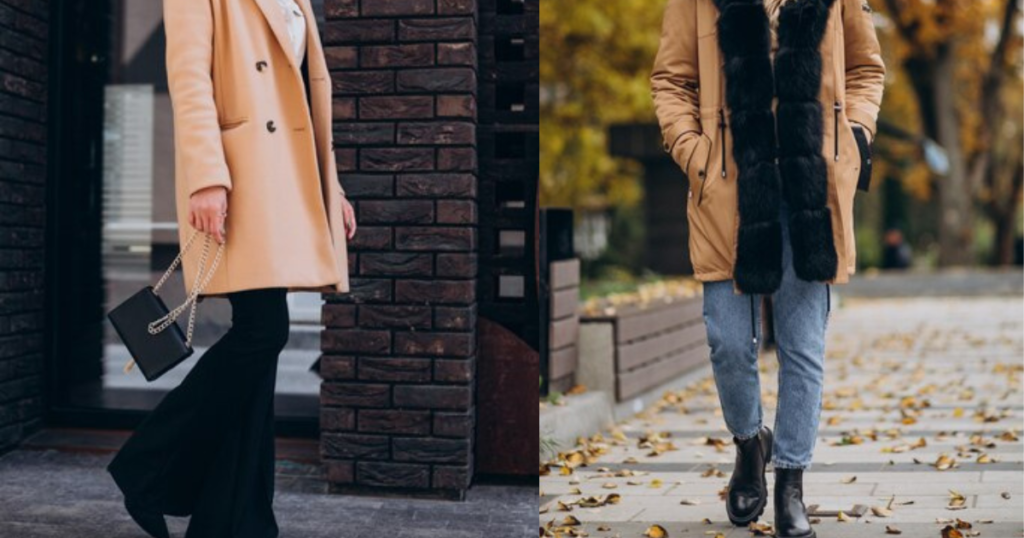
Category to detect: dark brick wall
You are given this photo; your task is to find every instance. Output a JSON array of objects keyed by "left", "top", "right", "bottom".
[
  {"left": 0, "top": 0, "right": 49, "bottom": 453},
  {"left": 320, "top": 0, "right": 478, "bottom": 497}
]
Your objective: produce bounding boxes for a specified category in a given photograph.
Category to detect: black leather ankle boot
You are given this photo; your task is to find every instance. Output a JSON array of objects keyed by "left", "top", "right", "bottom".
[
  {"left": 774, "top": 467, "right": 816, "bottom": 538},
  {"left": 726, "top": 425, "right": 772, "bottom": 525}
]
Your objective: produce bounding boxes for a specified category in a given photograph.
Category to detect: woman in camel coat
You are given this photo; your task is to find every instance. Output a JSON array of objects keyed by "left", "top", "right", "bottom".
[
  {"left": 106, "top": 1, "right": 355, "bottom": 537},
  {"left": 651, "top": 0, "right": 884, "bottom": 537}
]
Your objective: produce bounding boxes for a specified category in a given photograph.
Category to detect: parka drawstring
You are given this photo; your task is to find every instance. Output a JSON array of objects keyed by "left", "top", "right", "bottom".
[{"left": 750, "top": 295, "right": 758, "bottom": 346}]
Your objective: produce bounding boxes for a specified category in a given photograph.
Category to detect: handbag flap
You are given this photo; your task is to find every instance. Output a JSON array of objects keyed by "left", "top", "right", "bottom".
[{"left": 108, "top": 286, "right": 193, "bottom": 382}]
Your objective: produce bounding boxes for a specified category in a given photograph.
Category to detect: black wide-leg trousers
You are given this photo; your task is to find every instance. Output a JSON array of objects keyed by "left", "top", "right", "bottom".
[{"left": 107, "top": 287, "right": 290, "bottom": 538}]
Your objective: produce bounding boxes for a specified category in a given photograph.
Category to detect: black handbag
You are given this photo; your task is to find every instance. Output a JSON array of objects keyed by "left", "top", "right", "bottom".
[{"left": 108, "top": 229, "right": 225, "bottom": 382}]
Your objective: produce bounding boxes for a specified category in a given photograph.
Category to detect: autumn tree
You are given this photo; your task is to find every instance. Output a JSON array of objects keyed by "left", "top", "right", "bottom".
[
  {"left": 539, "top": 0, "right": 662, "bottom": 211},
  {"left": 876, "top": 0, "right": 1023, "bottom": 265}
]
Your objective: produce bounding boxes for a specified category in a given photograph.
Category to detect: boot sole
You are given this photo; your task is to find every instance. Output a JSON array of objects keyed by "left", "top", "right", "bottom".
[
  {"left": 778, "top": 532, "right": 816, "bottom": 538},
  {"left": 726, "top": 428, "right": 773, "bottom": 526}
]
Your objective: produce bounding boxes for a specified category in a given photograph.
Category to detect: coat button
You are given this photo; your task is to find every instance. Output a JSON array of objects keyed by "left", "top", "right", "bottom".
[
  {"left": 256, "top": 60, "right": 267, "bottom": 72},
  {"left": 266, "top": 120, "right": 276, "bottom": 133},
  {"left": 698, "top": 169, "right": 705, "bottom": 177}
]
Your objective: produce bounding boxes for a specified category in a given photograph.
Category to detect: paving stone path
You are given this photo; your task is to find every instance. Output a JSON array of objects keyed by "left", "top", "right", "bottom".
[
  {"left": 0, "top": 449, "right": 532, "bottom": 537},
  {"left": 541, "top": 297, "right": 1024, "bottom": 538}
]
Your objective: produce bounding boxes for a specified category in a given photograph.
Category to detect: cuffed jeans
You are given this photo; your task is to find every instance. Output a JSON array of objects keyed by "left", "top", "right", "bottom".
[{"left": 701, "top": 201, "right": 830, "bottom": 469}]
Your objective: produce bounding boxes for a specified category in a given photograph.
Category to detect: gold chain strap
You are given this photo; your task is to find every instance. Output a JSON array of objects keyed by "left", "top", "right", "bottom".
[{"left": 123, "top": 229, "right": 225, "bottom": 374}]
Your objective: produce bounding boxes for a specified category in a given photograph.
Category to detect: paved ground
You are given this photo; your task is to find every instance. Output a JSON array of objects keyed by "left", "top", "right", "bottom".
[
  {"left": 0, "top": 449, "right": 532, "bottom": 537},
  {"left": 541, "top": 297, "right": 1024, "bottom": 537}
]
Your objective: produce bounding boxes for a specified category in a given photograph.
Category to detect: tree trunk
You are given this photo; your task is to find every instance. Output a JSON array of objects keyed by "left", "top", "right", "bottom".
[
  {"left": 905, "top": 45, "right": 974, "bottom": 267},
  {"left": 992, "top": 212, "right": 1016, "bottom": 266}
]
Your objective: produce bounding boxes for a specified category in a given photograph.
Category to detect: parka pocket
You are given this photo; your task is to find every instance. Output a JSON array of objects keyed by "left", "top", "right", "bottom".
[{"left": 684, "top": 133, "right": 713, "bottom": 205}]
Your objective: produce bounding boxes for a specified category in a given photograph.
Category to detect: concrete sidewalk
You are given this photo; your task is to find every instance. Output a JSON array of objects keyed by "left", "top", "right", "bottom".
[
  {"left": 0, "top": 448, "right": 532, "bottom": 537},
  {"left": 541, "top": 297, "right": 1024, "bottom": 537}
]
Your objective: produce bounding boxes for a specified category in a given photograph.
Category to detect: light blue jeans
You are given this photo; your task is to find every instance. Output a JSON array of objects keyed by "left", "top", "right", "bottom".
[{"left": 701, "top": 201, "right": 830, "bottom": 469}]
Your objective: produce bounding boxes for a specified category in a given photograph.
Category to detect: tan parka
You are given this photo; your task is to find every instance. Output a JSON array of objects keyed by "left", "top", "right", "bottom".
[{"left": 651, "top": 0, "right": 885, "bottom": 286}]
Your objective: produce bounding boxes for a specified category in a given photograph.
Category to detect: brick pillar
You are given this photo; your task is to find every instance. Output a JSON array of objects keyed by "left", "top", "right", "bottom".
[
  {"left": 319, "top": 0, "right": 478, "bottom": 498},
  {"left": 0, "top": 0, "right": 48, "bottom": 454}
]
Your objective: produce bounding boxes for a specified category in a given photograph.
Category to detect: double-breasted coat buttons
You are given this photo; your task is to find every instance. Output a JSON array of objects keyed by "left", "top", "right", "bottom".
[{"left": 256, "top": 61, "right": 277, "bottom": 133}]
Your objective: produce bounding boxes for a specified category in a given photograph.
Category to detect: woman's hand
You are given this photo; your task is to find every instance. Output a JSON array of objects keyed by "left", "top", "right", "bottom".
[
  {"left": 340, "top": 195, "right": 357, "bottom": 240},
  {"left": 189, "top": 185, "right": 228, "bottom": 244}
]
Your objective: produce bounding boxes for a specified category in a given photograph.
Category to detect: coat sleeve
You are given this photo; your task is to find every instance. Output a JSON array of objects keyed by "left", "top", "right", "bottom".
[
  {"left": 842, "top": 0, "right": 886, "bottom": 139},
  {"left": 650, "top": 0, "right": 703, "bottom": 167},
  {"left": 163, "top": 0, "right": 233, "bottom": 197}
]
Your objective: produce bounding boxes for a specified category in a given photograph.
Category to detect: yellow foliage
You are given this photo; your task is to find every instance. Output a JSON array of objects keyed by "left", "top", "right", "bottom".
[{"left": 539, "top": 0, "right": 664, "bottom": 210}]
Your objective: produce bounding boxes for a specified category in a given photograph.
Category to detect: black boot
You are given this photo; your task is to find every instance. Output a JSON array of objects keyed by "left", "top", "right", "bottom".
[
  {"left": 726, "top": 425, "right": 772, "bottom": 525},
  {"left": 774, "top": 468, "right": 816, "bottom": 538},
  {"left": 123, "top": 497, "right": 170, "bottom": 538}
]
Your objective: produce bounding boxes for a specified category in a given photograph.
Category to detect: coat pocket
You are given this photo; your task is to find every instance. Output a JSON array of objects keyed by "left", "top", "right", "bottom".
[
  {"left": 219, "top": 117, "right": 250, "bottom": 132},
  {"left": 685, "top": 133, "right": 713, "bottom": 206}
]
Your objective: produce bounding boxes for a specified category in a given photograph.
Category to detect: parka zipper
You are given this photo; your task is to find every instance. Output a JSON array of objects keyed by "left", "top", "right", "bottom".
[
  {"left": 719, "top": 108, "right": 727, "bottom": 178},
  {"left": 833, "top": 101, "right": 841, "bottom": 162}
]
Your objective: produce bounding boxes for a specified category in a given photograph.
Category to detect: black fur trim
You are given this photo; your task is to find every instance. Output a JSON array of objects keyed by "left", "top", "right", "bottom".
[
  {"left": 737, "top": 161, "right": 781, "bottom": 222},
  {"left": 773, "top": 49, "right": 822, "bottom": 101},
  {"left": 789, "top": 208, "right": 838, "bottom": 281},
  {"left": 715, "top": 0, "right": 838, "bottom": 293},
  {"left": 776, "top": 101, "right": 824, "bottom": 157},
  {"left": 777, "top": 0, "right": 834, "bottom": 49},
  {"left": 779, "top": 155, "right": 827, "bottom": 209},
  {"left": 728, "top": 109, "right": 776, "bottom": 166},
  {"left": 717, "top": 3, "right": 771, "bottom": 58},
  {"left": 734, "top": 220, "right": 783, "bottom": 294}
]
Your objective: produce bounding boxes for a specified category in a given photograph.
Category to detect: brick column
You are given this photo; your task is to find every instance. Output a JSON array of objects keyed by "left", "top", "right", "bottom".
[
  {"left": 319, "top": 0, "right": 478, "bottom": 498},
  {"left": 0, "top": 0, "right": 48, "bottom": 454}
]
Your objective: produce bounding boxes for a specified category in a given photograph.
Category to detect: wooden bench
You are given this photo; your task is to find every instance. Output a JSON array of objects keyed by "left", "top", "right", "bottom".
[
  {"left": 578, "top": 297, "right": 707, "bottom": 402},
  {"left": 545, "top": 258, "right": 580, "bottom": 394}
]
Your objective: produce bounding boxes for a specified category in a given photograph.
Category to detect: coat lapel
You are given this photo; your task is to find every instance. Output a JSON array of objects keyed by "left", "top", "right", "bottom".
[
  {"left": 252, "top": 0, "right": 305, "bottom": 79},
  {"left": 253, "top": 0, "right": 329, "bottom": 167},
  {"left": 252, "top": 0, "right": 292, "bottom": 59},
  {"left": 292, "top": 0, "right": 332, "bottom": 182}
]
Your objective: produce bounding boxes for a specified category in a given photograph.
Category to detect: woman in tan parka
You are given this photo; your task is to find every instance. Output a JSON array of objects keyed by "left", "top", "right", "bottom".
[
  {"left": 106, "top": 1, "right": 355, "bottom": 537},
  {"left": 651, "top": 0, "right": 884, "bottom": 536}
]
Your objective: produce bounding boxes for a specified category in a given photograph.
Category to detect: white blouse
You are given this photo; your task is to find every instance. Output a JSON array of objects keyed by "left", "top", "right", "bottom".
[{"left": 274, "top": 0, "right": 307, "bottom": 65}]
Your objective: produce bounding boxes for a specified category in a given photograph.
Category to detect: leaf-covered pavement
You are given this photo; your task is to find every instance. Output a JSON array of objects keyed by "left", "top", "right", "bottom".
[{"left": 541, "top": 297, "right": 1023, "bottom": 538}]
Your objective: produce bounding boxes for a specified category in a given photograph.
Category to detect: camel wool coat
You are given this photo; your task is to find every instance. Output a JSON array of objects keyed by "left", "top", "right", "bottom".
[
  {"left": 163, "top": 0, "right": 349, "bottom": 299},
  {"left": 651, "top": 0, "right": 885, "bottom": 294}
]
